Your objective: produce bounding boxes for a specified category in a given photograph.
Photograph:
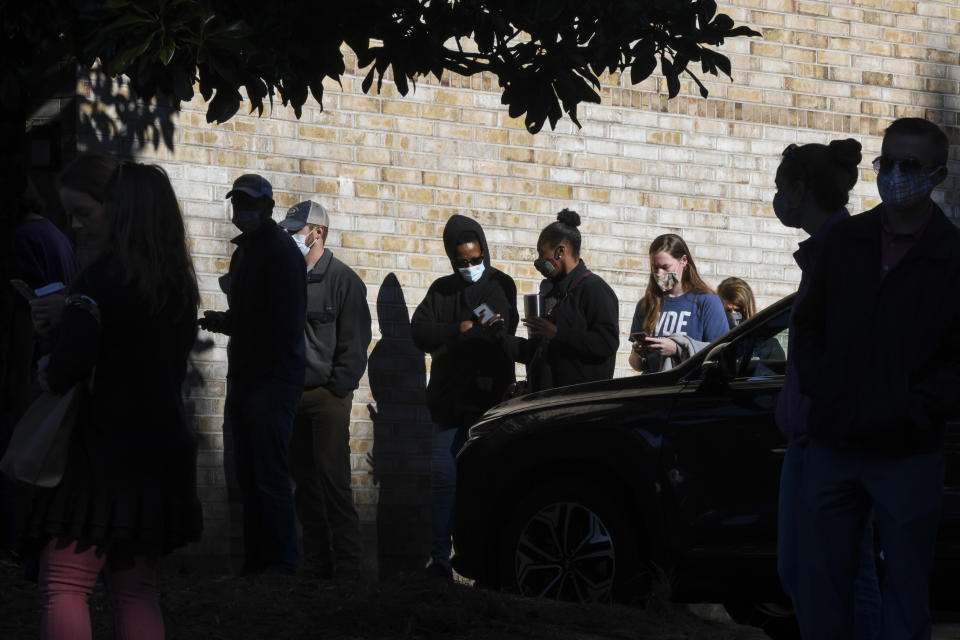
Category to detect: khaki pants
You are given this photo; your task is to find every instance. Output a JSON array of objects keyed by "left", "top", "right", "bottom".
[{"left": 289, "top": 386, "right": 361, "bottom": 574}]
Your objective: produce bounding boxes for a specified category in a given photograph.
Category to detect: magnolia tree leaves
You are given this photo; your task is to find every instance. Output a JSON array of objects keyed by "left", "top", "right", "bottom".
[{"left": 2, "top": 0, "right": 758, "bottom": 134}]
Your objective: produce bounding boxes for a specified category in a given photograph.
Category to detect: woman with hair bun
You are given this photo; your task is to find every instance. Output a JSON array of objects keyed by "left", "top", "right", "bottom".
[
  {"left": 501, "top": 208, "right": 619, "bottom": 392},
  {"left": 629, "top": 233, "right": 729, "bottom": 373},
  {"left": 772, "top": 137, "right": 882, "bottom": 640}
]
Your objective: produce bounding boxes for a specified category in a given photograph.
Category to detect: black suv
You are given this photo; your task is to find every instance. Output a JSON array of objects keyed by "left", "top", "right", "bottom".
[{"left": 452, "top": 294, "right": 960, "bottom": 638}]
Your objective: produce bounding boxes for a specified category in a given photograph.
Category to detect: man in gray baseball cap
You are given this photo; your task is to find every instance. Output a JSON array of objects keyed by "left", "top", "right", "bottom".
[{"left": 280, "top": 200, "right": 371, "bottom": 580}]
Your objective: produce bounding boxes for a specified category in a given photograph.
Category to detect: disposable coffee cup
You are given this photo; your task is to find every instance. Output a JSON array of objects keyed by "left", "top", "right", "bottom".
[{"left": 523, "top": 293, "right": 543, "bottom": 319}]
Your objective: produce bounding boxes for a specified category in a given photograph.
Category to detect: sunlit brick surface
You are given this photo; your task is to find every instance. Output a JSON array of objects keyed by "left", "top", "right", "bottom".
[{"left": 80, "top": 0, "right": 960, "bottom": 567}]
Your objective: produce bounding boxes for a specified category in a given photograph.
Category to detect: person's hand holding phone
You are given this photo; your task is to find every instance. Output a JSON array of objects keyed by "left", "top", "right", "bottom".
[
  {"left": 28, "top": 283, "right": 68, "bottom": 337},
  {"left": 630, "top": 332, "right": 649, "bottom": 355},
  {"left": 643, "top": 336, "right": 678, "bottom": 358}
]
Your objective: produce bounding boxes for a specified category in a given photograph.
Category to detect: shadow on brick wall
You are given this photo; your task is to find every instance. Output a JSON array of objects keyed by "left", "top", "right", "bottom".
[{"left": 367, "top": 273, "right": 433, "bottom": 579}]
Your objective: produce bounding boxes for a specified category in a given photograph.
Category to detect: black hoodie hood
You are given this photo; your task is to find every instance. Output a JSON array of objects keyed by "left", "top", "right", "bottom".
[{"left": 442, "top": 214, "right": 491, "bottom": 272}]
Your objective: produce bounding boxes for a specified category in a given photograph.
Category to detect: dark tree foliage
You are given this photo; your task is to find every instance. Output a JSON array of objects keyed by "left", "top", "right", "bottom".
[{"left": 2, "top": 0, "right": 758, "bottom": 134}]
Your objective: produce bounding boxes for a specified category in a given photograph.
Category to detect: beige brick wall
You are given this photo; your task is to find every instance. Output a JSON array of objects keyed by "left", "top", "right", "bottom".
[{"left": 83, "top": 0, "right": 960, "bottom": 567}]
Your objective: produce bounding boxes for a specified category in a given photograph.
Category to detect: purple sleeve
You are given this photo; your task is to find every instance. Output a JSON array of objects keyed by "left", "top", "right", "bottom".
[{"left": 13, "top": 230, "right": 48, "bottom": 290}]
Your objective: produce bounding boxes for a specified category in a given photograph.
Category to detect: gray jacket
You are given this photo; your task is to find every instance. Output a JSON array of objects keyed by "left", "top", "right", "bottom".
[
  {"left": 303, "top": 249, "right": 372, "bottom": 396},
  {"left": 647, "top": 332, "right": 710, "bottom": 373}
]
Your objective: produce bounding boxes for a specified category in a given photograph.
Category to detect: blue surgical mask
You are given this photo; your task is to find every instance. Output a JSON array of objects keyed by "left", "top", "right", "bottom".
[
  {"left": 877, "top": 164, "right": 941, "bottom": 211},
  {"left": 233, "top": 209, "right": 262, "bottom": 233},
  {"left": 458, "top": 263, "right": 485, "bottom": 283}
]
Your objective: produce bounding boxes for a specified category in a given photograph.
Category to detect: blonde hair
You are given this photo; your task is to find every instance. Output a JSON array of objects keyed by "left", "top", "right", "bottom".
[{"left": 717, "top": 277, "right": 757, "bottom": 320}]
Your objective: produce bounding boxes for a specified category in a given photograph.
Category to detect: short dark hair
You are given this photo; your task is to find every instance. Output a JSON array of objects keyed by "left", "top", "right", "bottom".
[
  {"left": 538, "top": 208, "right": 582, "bottom": 255},
  {"left": 15, "top": 176, "right": 45, "bottom": 224},
  {"left": 884, "top": 118, "right": 949, "bottom": 166}
]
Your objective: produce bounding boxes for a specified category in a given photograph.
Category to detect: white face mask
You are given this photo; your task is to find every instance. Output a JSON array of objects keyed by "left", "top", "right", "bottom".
[
  {"left": 292, "top": 231, "right": 315, "bottom": 256},
  {"left": 458, "top": 263, "right": 485, "bottom": 283}
]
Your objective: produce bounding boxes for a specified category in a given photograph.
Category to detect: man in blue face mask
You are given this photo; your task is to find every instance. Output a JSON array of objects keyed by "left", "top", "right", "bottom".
[
  {"left": 793, "top": 119, "right": 960, "bottom": 639},
  {"left": 199, "top": 174, "right": 307, "bottom": 575},
  {"left": 410, "top": 214, "right": 519, "bottom": 578}
]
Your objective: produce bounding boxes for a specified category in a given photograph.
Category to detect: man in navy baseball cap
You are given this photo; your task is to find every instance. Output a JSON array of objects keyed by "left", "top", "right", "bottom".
[
  {"left": 225, "top": 174, "right": 274, "bottom": 235},
  {"left": 200, "top": 172, "right": 306, "bottom": 575},
  {"left": 225, "top": 173, "right": 273, "bottom": 199}
]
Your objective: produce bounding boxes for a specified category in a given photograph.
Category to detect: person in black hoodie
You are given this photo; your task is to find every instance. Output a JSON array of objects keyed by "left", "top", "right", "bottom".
[
  {"left": 502, "top": 209, "right": 619, "bottom": 392},
  {"left": 411, "top": 214, "right": 518, "bottom": 578}
]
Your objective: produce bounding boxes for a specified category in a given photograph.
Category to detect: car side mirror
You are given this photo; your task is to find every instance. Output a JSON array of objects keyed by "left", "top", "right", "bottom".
[{"left": 700, "top": 342, "right": 734, "bottom": 386}]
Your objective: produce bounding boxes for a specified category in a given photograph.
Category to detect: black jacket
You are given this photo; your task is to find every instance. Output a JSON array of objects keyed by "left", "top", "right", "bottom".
[
  {"left": 794, "top": 203, "right": 960, "bottom": 455},
  {"left": 35, "top": 256, "right": 202, "bottom": 554},
  {"left": 222, "top": 219, "right": 307, "bottom": 386},
  {"left": 502, "top": 260, "right": 619, "bottom": 392},
  {"left": 411, "top": 215, "right": 519, "bottom": 430},
  {"left": 303, "top": 249, "right": 371, "bottom": 396}
]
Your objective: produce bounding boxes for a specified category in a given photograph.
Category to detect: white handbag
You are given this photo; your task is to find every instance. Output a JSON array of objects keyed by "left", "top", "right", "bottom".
[{"left": 0, "top": 384, "right": 80, "bottom": 487}]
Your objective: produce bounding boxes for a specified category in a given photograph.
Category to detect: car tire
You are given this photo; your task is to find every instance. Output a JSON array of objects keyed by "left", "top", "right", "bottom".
[
  {"left": 497, "top": 478, "right": 643, "bottom": 603},
  {"left": 723, "top": 601, "right": 801, "bottom": 640}
]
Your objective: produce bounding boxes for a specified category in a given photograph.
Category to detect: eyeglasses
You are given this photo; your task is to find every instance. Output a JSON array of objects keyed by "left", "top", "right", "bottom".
[
  {"left": 453, "top": 256, "right": 484, "bottom": 268},
  {"left": 872, "top": 156, "right": 939, "bottom": 174}
]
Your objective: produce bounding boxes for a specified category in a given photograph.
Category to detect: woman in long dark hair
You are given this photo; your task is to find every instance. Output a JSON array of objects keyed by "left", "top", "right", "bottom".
[
  {"left": 25, "top": 162, "right": 202, "bottom": 639},
  {"left": 629, "top": 233, "right": 728, "bottom": 373}
]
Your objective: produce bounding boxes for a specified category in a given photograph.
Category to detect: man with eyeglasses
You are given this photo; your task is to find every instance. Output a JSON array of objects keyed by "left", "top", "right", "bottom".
[
  {"left": 411, "top": 214, "right": 518, "bottom": 578},
  {"left": 793, "top": 118, "right": 960, "bottom": 639}
]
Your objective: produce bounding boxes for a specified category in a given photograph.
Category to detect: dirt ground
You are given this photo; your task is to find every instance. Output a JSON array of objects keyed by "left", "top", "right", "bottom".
[{"left": 0, "top": 555, "right": 770, "bottom": 640}]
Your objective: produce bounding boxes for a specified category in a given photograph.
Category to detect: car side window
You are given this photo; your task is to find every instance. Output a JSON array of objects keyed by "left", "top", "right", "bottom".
[{"left": 731, "top": 309, "right": 790, "bottom": 379}]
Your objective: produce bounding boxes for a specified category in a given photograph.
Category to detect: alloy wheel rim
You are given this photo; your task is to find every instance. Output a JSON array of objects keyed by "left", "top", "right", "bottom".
[{"left": 514, "top": 501, "right": 615, "bottom": 602}]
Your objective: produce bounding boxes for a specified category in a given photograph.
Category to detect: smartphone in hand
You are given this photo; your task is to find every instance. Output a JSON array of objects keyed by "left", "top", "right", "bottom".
[
  {"left": 473, "top": 303, "right": 502, "bottom": 327},
  {"left": 630, "top": 331, "right": 649, "bottom": 343},
  {"left": 35, "top": 282, "right": 66, "bottom": 297}
]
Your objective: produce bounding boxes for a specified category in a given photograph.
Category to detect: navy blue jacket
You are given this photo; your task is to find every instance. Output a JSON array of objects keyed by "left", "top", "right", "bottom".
[
  {"left": 793, "top": 203, "right": 960, "bottom": 455},
  {"left": 223, "top": 218, "right": 306, "bottom": 386}
]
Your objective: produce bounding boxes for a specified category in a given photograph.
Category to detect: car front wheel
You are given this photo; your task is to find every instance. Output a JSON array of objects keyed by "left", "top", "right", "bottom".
[{"left": 497, "top": 479, "right": 642, "bottom": 603}]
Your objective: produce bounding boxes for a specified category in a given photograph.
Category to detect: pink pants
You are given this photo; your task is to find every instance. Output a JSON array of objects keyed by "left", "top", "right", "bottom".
[{"left": 38, "top": 538, "right": 163, "bottom": 640}]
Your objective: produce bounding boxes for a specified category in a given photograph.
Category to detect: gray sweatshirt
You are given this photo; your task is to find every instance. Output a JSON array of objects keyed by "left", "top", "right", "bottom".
[{"left": 303, "top": 249, "right": 372, "bottom": 396}]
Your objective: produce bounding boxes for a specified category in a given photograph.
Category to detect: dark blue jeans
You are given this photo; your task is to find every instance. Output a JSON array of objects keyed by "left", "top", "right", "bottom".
[
  {"left": 227, "top": 377, "right": 302, "bottom": 574},
  {"left": 796, "top": 440, "right": 944, "bottom": 640},
  {"left": 431, "top": 426, "right": 466, "bottom": 568},
  {"left": 779, "top": 444, "right": 881, "bottom": 640}
]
